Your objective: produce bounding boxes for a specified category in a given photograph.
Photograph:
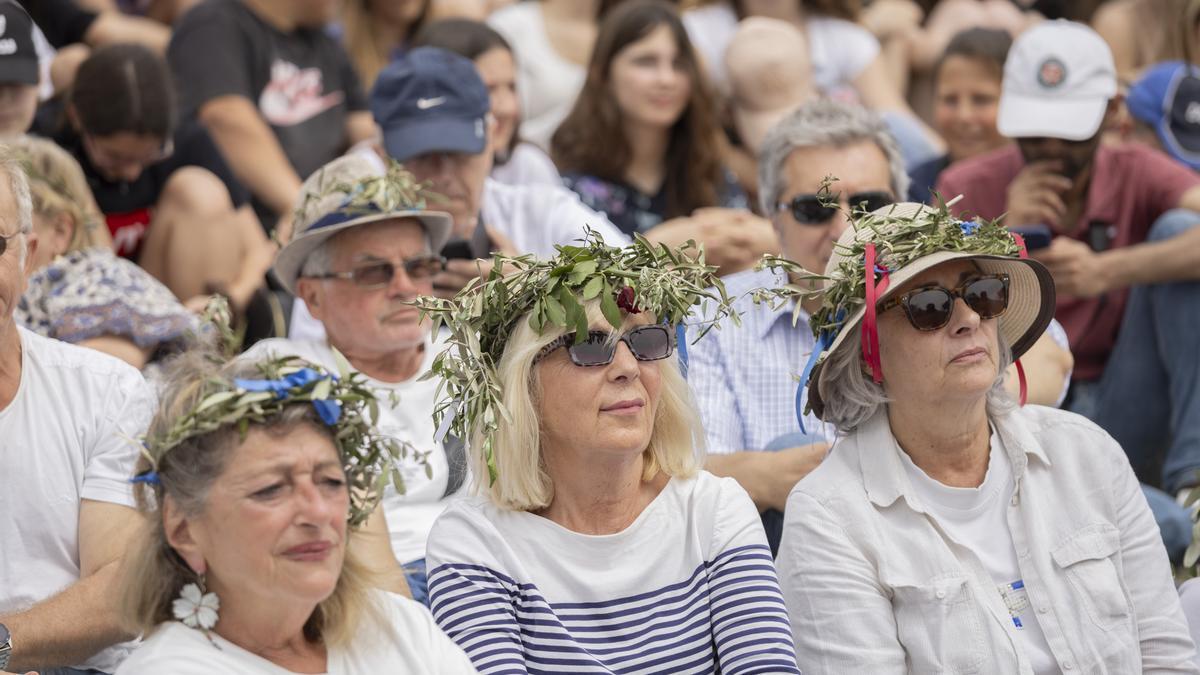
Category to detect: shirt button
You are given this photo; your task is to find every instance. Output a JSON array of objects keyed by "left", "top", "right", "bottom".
[
  {"left": 1017, "top": 549, "right": 1029, "bottom": 558},
  {"left": 1037, "top": 605, "right": 1049, "bottom": 614},
  {"left": 1011, "top": 494, "right": 1019, "bottom": 506},
  {"left": 1064, "top": 661, "right": 1074, "bottom": 670},
  {"left": 935, "top": 590, "right": 946, "bottom": 599}
]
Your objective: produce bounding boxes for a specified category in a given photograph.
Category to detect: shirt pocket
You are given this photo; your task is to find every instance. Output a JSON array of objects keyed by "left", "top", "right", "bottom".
[
  {"left": 891, "top": 574, "right": 986, "bottom": 674},
  {"left": 1051, "top": 523, "right": 1131, "bottom": 631}
]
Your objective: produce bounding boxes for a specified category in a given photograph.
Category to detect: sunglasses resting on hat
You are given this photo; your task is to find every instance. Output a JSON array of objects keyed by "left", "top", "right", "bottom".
[
  {"left": 878, "top": 274, "right": 1010, "bottom": 331},
  {"left": 534, "top": 325, "right": 675, "bottom": 367},
  {"left": 778, "top": 191, "right": 894, "bottom": 225}
]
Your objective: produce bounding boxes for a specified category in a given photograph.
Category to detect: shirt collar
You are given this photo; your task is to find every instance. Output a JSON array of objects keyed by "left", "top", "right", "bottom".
[
  {"left": 757, "top": 268, "right": 812, "bottom": 340},
  {"left": 858, "top": 407, "right": 1052, "bottom": 510}
]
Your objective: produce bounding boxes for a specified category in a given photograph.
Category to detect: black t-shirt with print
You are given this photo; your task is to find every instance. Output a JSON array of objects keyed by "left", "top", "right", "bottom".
[
  {"left": 167, "top": 0, "right": 367, "bottom": 223},
  {"left": 36, "top": 100, "right": 251, "bottom": 259}
]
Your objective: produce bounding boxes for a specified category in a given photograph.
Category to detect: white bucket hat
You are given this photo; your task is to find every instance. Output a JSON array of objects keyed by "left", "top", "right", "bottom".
[
  {"left": 791, "top": 202, "right": 1056, "bottom": 420},
  {"left": 273, "top": 155, "right": 453, "bottom": 294}
]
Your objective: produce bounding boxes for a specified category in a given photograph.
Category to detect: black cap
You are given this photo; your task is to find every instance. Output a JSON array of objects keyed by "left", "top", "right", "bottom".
[
  {"left": 0, "top": 1, "right": 38, "bottom": 85},
  {"left": 369, "top": 47, "right": 490, "bottom": 162}
]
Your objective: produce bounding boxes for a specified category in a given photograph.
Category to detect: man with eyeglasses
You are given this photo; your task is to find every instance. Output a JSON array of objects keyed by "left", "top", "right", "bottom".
[
  {"left": 687, "top": 99, "right": 1071, "bottom": 555},
  {"left": 243, "top": 153, "right": 461, "bottom": 607},
  {"left": 937, "top": 22, "right": 1200, "bottom": 528}
]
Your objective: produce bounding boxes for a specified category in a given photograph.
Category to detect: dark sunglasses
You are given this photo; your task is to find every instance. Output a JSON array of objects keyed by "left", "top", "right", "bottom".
[
  {"left": 534, "top": 325, "right": 675, "bottom": 367},
  {"left": 308, "top": 255, "right": 447, "bottom": 289},
  {"left": 878, "top": 274, "right": 1010, "bottom": 331},
  {"left": 778, "top": 191, "right": 895, "bottom": 225}
]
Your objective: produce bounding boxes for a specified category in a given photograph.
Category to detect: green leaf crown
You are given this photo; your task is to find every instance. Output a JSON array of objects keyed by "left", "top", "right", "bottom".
[{"left": 411, "top": 230, "right": 739, "bottom": 485}]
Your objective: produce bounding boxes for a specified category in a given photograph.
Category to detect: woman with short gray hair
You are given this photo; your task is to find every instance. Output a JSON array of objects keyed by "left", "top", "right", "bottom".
[{"left": 772, "top": 202, "right": 1199, "bottom": 673}]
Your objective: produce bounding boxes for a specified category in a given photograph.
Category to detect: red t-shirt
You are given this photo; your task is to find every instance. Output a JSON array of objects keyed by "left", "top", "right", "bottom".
[{"left": 936, "top": 143, "right": 1200, "bottom": 380}]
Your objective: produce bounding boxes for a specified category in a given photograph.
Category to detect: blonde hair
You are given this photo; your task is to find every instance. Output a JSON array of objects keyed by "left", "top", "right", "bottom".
[
  {"left": 5, "top": 135, "right": 111, "bottom": 253},
  {"left": 117, "top": 353, "right": 380, "bottom": 648},
  {"left": 476, "top": 301, "right": 703, "bottom": 511}
]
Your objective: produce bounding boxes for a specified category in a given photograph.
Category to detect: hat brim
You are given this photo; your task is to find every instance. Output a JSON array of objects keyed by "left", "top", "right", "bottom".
[
  {"left": 0, "top": 57, "right": 39, "bottom": 85},
  {"left": 382, "top": 116, "right": 487, "bottom": 162},
  {"left": 807, "top": 251, "right": 1056, "bottom": 419},
  {"left": 273, "top": 209, "right": 454, "bottom": 295},
  {"left": 998, "top": 93, "right": 1108, "bottom": 141}
]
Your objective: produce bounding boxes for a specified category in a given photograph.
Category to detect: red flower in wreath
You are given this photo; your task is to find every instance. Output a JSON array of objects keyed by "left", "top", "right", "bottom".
[{"left": 616, "top": 286, "right": 641, "bottom": 314}]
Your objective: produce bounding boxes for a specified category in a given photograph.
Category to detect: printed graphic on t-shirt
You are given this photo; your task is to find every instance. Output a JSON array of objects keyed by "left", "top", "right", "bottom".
[
  {"left": 999, "top": 579, "right": 1033, "bottom": 629},
  {"left": 259, "top": 58, "right": 344, "bottom": 127},
  {"left": 105, "top": 208, "right": 153, "bottom": 259}
]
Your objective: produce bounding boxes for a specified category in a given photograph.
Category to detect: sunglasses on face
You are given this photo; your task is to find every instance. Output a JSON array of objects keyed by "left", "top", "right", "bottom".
[
  {"left": 878, "top": 274, "right": 1010, "bottom": 331},
  {"left": 534, "top": 325, "right": 675, "bottom": 367},
  {"left": 777, "top": 191, "right": 895, "bottom": 225},
  {"left": 308, "top": 254, "right": 447, "bottom": 289}
]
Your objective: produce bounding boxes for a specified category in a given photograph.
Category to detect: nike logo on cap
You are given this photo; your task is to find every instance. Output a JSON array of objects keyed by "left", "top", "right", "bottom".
[{"left": 417, "top": 96, "right": 446, "bottom": 110}]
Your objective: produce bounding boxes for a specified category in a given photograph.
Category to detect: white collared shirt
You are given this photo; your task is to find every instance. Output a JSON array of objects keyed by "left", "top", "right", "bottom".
[{"left": 778, "top": 405, "right": 1199, "bottom": 674}]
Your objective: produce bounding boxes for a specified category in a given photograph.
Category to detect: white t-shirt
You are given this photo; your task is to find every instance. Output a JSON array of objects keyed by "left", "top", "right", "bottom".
[
  {"left": 114, "top": 591, "right": 477, "bottom": 674},
  {"left": 426, "top": 472, "right": 801, "bottom": 674},
  {"left": 683, "top": 2, "right": 879, "bottom": 97},
  {"left": 242, "top": 336, "right": 455, "bottom": 564},
  {"left": 899, "top": 431, "right": 1058, "bottom": 674},
  {"left": 490, "top": 142, "right": 562, "bottom": 188},
  {"left": 488, "top": 2, "right": 586, "bottom": 152},
  {"left": 0, "top": 327, "right": 155, "bottom": 672},
  {"left": 479, "top": 177, "right": 629, "bottom": 258}
]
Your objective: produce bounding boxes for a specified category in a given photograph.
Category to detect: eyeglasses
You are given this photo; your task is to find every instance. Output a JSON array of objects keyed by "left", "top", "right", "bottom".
[
  {"left": 777, "top": 191, "right": 894, "bottom": 225},
  {"left": 534, "top": 325, "right": 675, "bottom": 367},
  {"left": 878, "top": 274, "right": 1010, "bottom": 331},
  {"left": 308, "top": 255, "right": 447, "bottom": 289}
]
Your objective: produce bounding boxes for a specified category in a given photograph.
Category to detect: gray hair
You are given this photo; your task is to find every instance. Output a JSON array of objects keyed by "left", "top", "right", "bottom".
[
  {"left": 757, "top": 99, "right": 910, "bottom": 215},
  {"left": 819, "top": 322, "right": 1016, "bottom": 434},
  {"left": 0, "top": 153, "right": 35, "bottom": 262},
  {"left": 299, "top": 238, "right": 336, "bottom": 278}
]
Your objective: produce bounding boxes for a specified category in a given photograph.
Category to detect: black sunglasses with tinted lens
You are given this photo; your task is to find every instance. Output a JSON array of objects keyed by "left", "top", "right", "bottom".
[
  {"left": 535, "top": 325, "right": 675, "bottom": 367},
  {"left": 311, "top": 255, "right": 447, "bottom": 288},
  {"left": 879, "top": 274, "right": 1010, "bottom": 331},
  {"left": 779, "top": 191, "right": 895, "bottom": 225}
]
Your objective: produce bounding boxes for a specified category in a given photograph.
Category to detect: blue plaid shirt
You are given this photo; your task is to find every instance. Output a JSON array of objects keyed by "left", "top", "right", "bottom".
[{"left": 687, "top": 268, "right": 834, "bottom": 454}]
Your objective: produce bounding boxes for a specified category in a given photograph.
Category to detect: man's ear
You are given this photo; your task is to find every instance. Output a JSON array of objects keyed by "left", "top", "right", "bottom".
[
  {"left": 163, "top": 495, "right": 206, "bottom": 576},
  {"left": 22, "top": 231, "right": 39, "bottom": 278},
  {"left": 1102, "top": 95, "right": 1124, "bottom": 131},
  {"left": 296, "top": 277, "right": 325, "bottom": 322}
]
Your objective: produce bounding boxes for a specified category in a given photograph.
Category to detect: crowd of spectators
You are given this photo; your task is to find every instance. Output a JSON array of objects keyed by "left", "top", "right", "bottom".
[{"left": 4, "top": 0, "right": 1200, "bottom": 673}]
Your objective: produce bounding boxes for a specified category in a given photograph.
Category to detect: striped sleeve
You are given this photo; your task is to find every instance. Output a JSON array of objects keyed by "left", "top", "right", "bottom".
[
  {"left": 708, "top": 478, "right": 802, "bottom": 674},
  {"left": 428, "top": 561, "right": 528, "bottom": 675}
]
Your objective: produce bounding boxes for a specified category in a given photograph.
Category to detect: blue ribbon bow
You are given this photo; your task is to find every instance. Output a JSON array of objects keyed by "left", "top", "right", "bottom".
[
  {"left": 234, "top": 368, "right": 343, "bottom": 425},
  {"left": 675, "top": 323, "right": 689, "bottom": 379},
  {"left": 959, "top": 220, "right": 981, "bottom": 236}
]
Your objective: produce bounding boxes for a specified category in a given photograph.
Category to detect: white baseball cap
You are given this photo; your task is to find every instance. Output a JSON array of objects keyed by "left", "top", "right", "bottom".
[{"left": 997, "top": 20, "right": 1117, "bottom": 141}]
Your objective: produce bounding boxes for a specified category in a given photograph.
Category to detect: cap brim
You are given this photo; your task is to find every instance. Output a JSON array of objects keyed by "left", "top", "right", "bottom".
[
  {"left": 807, "top": 251, "right": 1056, "bottom": 420},
  {"left": 998, "top": 93, "right": 1108, "bottom": 141},
  {"left": 0, "top": 57, "right": 39, "bottom": 85},
  {"left": 381, "top": 116, "right": 487, "bottom": 162},
  {"left": 273, "top": 209, "right": 454, "bottom": 294}
]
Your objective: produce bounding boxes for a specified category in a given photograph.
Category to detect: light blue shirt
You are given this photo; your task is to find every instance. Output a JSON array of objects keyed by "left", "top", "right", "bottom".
[{"left": 686, "top": 268, "right": 832, "bottom": 455}]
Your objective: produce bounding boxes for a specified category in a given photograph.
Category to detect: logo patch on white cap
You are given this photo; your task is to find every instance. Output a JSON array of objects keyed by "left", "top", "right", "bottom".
[{"left": 1037, "top": 58, "right": 1067, "bottom": 89}]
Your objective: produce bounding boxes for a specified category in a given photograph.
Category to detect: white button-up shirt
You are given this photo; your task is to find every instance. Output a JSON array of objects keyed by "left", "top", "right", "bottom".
[{"left": 778, "top": 404, "right": 1199, "bottom": 674}]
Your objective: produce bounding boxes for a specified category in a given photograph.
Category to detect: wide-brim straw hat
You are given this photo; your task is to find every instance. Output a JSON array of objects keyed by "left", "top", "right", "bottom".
[
  {"left": 274, "top": 154, "right": 453, "bottom": 294},
  {"left": 807, "top": 202, "right": 1056, "bottom": 419}
]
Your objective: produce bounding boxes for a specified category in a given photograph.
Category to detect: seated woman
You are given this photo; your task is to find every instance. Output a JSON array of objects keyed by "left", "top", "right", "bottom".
[
  {"left": 12, "top": 135, "right": 196, "bottom": 370},
  {"left": 115, "top": 353, "right": 476, "bottom": 673},
  {"left": 772, "top": 202, "right": 1198, "bottom": 672},
  {"left": 552, "top": 1, "right": 750, "bottom": 237},
  {"left": 417, "top": 235, "right": 800, "bottom": 673},
  {"left": 35, "top": 43, "right": 272, "bottom": 314}
]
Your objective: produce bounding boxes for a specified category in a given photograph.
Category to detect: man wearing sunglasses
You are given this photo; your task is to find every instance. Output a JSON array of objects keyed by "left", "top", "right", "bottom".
[
  {"left": 245, "top": 154, "right": 464, "bottom": 607},
  {"left": 938, "top": 21, "right": 1200, "bottom": 510},
  {"left": 688, "top": 100, "right": 1071, "bottom": 555}
]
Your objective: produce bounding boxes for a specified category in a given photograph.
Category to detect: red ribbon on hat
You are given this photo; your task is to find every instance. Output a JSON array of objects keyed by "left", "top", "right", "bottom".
[
  {"left": 1010, "top": 232, "right": 1029, "bottom": 259},
  {"left": 861, "top": 243, "right": 890, "bottom": 384},
  {"left": 1009, "top": 231, "right": 1029, "bottom": 405}
]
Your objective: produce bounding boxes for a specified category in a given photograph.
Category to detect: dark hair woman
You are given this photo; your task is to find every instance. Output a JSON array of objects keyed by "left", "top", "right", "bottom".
[
  {"left": 41, "top": 43, "right": 271, "bottom": 315},
  {"left": 551, "top": 0, "right": 747, "bottom": 236}
]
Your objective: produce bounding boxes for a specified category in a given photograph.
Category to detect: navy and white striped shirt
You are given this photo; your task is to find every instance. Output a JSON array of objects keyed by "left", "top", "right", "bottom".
[{"left": 426, "top": 473, "right": 801, "bottom": 674}]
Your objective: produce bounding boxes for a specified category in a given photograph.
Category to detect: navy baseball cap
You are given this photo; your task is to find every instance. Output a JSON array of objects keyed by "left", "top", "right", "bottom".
[
  {"left": 1127, "top": 61, "right": 1200, "bottom": 171},
  {"left": 0, "top": 1, "right": 39, "bottom": 85},
  {"left": 370, "top": 47, "right": 490, "bottom": 162}
]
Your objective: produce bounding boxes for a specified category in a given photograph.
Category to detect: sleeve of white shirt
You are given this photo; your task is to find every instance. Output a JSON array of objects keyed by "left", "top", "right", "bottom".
[
  {"left": 546, "top": 185, "right": 630, "bottom": 249},
  {"left": 707, "top": 477, "right": 802, "bottom": 673},
  {"left": 685, "top": 324, "right": 744, "bottom": 455},
  {"left": 380, "top": 592, "right": 479, "bottom": 674},
  {"left": 81, "top": 366, "right": 155, "bottom": 506},
  {"left": 1104, "top": 436, "right": 1200, "bottom": 673},
  {"left": 777, "top": 490, "right": 909, "bottom": 674}
]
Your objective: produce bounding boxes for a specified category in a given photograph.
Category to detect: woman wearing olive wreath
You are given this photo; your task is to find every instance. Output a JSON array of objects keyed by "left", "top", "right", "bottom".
[
  {"left": 415, "top": 233, "right": 801, "bottom": 674},
  {"left": 771, "top": 201, "right": 1198, "bottom": 674}
]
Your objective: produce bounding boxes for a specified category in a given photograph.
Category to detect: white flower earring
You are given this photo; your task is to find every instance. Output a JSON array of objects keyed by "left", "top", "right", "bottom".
[{"left": 173, "top": 574, "right": 220, "bottom": 633}]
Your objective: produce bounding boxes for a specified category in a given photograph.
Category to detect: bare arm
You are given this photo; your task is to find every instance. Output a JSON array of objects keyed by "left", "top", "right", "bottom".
[
  {"left": 643, "top": 209, "right": 780, "bottom": 276},
  {"left": 1003, "top": 330, "right": 1073, "bottom": 406},
  {"left": 83, "top": 11, "right": 170, "bottom": 52},
  {"left": 225, "top": 205, "right": 275, "bottom": 309},
  {"left": 350, "top": 506, "right": 412, "bottom": 598},
  {"left": 344, "top": 112, "right": 378, "bottom": 148},
  {"left": 1, "top": 500, "right": 139, "bottom": 672},
  {"left": 706, "top": 444, "right": 828, "bottom": 512},
  {"left": 77, "top": 335, "right": 152, "bottom": 370},
  {"left": 853, "top": 56, "right": 945, "bottom": 153},
  {"left": 1099, "top": 190, "right": 1200, "bottom": 288},
  {"left": 198, "top": 96, "right": 303, "bottom": 223}
]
